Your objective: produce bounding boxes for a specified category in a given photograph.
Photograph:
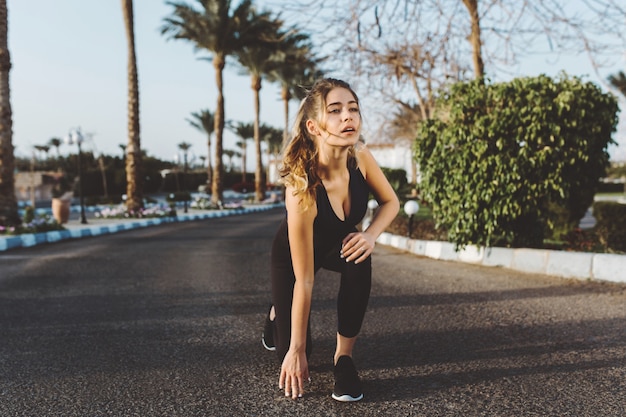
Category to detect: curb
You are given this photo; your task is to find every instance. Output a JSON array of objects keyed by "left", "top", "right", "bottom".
[
  {"left": 0, "top": 203, "right": 283, "bottom": 252},
  {"left": 377, "top": 233, "right": 626, "bottom": 285}
]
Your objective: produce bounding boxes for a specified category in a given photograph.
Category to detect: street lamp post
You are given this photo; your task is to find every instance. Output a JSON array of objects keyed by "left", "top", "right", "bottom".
[
  {"left": 183, "top": 149, "right": 188, "bottom": 213},
  {"left": 176, "top": 143, "right": 193, "bottom": 214},
  {"left": 66, "top": 128, "right": 88, "bottom": 224},
  {"left": 404, "top": 200, "right": 419, "bottom": 238}
]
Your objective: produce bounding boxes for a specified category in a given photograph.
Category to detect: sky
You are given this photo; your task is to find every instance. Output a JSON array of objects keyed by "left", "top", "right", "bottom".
[
  {"left": 7, "top": 0, "right": 626, "bottom": 166},
  {"left": 8, "top": 0, "right": 295, "bottom": 166}
]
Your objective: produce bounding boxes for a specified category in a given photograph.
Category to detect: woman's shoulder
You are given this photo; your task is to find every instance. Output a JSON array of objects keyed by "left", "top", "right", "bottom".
[
  {"left": 354, "top": 142, "right": 376, "bottom": 179},
  {"left": 284, "top": 184, "right": 318, "bottom": 222}
]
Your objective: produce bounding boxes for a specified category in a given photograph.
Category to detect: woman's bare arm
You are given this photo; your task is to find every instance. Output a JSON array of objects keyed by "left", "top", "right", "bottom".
[{"left": 279, "top": 185, "right": 317, "bottom": 399}]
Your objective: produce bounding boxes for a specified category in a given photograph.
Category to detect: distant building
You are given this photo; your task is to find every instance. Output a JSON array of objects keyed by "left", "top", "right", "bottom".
[
  {"left": 367, "top": 142, "right": 418, "bottom": 184},
  {"left": 14, "top": 172, "right": 61, "bottom": 204}
]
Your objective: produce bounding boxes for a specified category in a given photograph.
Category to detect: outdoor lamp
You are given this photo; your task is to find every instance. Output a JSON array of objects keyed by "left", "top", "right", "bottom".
[
  {"left": 363, "top": 199, "right": 379, "bottom": 230},
  {"left": 65, "top": 127, "right": 88, "bottom": 224},
  {"left": 404, "top": 200, "right": 419, "bottom": 237}
]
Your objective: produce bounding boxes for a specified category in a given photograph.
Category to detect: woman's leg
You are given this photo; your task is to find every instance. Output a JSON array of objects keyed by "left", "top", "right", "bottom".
[
  {"left": 321, "top": 244, "right": 372, "bottom": 361},
  {"left": 322, "top": 247, "right": 371, "bottom": 401},
  {"left": 336, "top": 256, "right": 371, "bottom": 348},
  {"left": 334, "top": 334, "right": 357, "bottom": 365}
]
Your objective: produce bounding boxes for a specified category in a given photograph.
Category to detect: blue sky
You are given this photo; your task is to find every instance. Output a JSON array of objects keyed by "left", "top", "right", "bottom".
[
  {"left": 8, "top": 0, "right": 626, "bottom": 165},
  {"left": 8, "top": 0, "right": 293, "bottom": 165}
]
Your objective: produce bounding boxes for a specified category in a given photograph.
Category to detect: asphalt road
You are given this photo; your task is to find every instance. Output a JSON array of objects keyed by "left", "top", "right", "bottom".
[{"left": 1, "top": 208, "right": 625, "bottom": 416}]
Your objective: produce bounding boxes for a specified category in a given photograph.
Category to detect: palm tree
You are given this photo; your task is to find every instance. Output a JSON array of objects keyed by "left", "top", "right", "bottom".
[
  {"left": 122, "top": 0, "right": 143, "bottom": 211},
  {"left": 235, "top": 141, "right": 247, "bottom": 182},
  {"left": 259, "top": 123, "right": 283, "bottom": 186},
  {"left": 177, "top": 141, "right": 192, "bottom": 195},
  {"left": 187, "top": 109, "right": 214, "bottom": 187},
  {"left": 162, "top": 0, "right": 270, "bottom": 206},
  {"left": 234, "top": 7, "right": 282, "bottom": 202},
  {"left": 0, "top": 0, "right": 19, "bottom": 226},
  {"left": 608, "top": 71, "right": 626, "bottom": 98},
  {"left": 262, "top": 125, "right": 283, "bottom": 157},
  {"left": 34, "top": 145, "right": 50, "bottom": 161},
  {"left": 177, "top": 141, "right": 192, "bottom": 155},
  {"left": 48, "top": 137, "right": 62, "bottom": 158},
  {"left": 223, "top": 149, "right": 238, "bottom": 172},
  {"left": 267, "top": 29, "right": 324, "bottom": 147},
  {"left": 230, "top": 121, "right": 254, "bottom": 183}
]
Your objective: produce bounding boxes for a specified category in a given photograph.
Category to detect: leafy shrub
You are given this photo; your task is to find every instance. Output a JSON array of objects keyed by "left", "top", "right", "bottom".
[
  {"left": 415, "top": 74, "right": 619, "bottom": 249},
  {"left": 22, "top": 206, "right": 35, "bottom": 224},
  {"left": 381, "top": 167, "right": 408, "bottom": 194},
  {"left": 0, "top": 214, "right": 64, "bottom": 235},
  {"left": 593, "top": 202, "right": 626, "bottom": 253},
  {"left": 560, "top": 228, "right": 604, "bottom": 253},
  {"left": 386, "top": 216, "right": 448, "bottom": 241},
  {"left": 190, "top": 195, "right": 223, "bottom": 210},
  {"left": 96, "top": 204, "right": 175, "bottom": 219}
]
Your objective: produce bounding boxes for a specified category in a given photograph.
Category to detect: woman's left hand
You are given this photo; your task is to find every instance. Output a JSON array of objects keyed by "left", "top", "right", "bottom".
[{"left": 340, "top": 231, "right": 375, "bottom": 264}]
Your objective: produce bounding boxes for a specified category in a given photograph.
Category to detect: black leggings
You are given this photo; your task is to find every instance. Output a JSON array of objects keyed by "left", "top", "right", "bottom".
[{"left": 270, "top": 227, "right": 372, "bottom": 362}]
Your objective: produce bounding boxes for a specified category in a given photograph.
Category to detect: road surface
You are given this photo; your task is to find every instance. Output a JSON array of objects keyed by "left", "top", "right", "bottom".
[{"left": 1, "top": 208, "right": 624, "bottom": 416}]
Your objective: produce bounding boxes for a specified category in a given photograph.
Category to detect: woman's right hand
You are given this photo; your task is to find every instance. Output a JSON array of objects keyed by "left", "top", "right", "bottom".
[{"left": 279, "top": 349, "right": 310, "bottom": 399}]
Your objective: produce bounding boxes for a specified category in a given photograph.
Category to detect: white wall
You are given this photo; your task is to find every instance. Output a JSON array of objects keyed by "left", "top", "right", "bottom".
[{"left": 367, "top": 143, "right": 417, "bottom": 183}]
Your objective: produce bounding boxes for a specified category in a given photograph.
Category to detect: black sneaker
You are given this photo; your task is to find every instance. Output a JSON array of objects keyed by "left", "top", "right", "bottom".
[
  {"left": 262, "top": 305, "right": 276, "bottom": 351},
  {"left": 332, "top": 355, "right": 363, "bottom": 402}
]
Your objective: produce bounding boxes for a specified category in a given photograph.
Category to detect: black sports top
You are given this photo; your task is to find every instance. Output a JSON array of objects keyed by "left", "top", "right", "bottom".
[
  {"left": 272, "top": 165, "right": 371, "bottom": 268},
  {"left": 313, "top": 166, "right": 369, "bottom": 251}
]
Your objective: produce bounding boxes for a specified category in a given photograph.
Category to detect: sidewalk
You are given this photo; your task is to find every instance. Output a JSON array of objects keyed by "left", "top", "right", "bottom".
[{"left": 0, "top": 203, "right": 284, "bottom": 252}]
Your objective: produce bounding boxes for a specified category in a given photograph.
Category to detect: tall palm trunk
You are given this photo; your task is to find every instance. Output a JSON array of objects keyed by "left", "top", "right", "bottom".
[
  {"left": 122, "top": 0, "right": 143, "bottom": 211},
  {"left": 206, "top": 135, "right": 212, "bottom": 187},
  {"left": 240, "top": 140, "right": 247, "bottom": 183},
  {"left": 281, "top": 86, "right": 290, "bottom": 148},
  {"left": 0, "top": 0, "right": 19, "bottom": 226},
  {"left": 462, "top": 0, "right": 485, "bottom": 80},
  {"left": 212, "top": 54, "right": 225, "bottom": 206},
  {"left": 252, "top": 74, "right": 264, "bottom": 202}
]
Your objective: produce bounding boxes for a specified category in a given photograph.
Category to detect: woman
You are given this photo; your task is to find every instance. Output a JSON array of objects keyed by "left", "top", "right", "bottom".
[{"left": 263, "top": 78, "right": 399, "bottom": 401}]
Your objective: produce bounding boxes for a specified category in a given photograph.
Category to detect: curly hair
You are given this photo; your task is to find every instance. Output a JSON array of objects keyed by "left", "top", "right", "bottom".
[{"left": 279, "top": 78, "right": 361, "bottom": 210}]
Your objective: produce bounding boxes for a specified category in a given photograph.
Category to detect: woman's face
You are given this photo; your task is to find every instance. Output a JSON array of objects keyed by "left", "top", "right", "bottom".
[{"left": 312, "top": 87, "right": 361, "bottom": 147}]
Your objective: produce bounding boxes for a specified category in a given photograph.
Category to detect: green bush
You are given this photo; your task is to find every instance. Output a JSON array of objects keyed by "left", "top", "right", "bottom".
[
  {"left": 381, "top": 167, "right": 408, "bottom": 194},
  {"left": 593, "top": 202, "right": 626, "bottom": 253},
  {"left": 560, "top": 228, "right": 604, "bottom": 253},
  {"left": 415, "top": 74, "right": 619, "bottom": 249},
  {"left": 22, "top": 206, "right": 35, "bottom": 224},
  {"left": 1, "top": 213, "right": 64, "bottom": 235}
]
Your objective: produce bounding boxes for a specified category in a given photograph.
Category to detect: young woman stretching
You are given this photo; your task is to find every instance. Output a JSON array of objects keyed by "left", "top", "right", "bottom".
[{"left": 263, "top": 78, "right": 399, "bottom": 401}]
